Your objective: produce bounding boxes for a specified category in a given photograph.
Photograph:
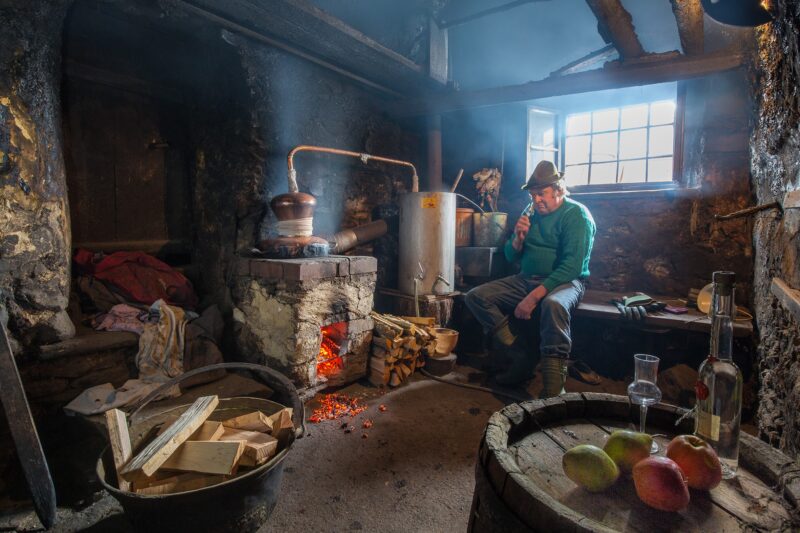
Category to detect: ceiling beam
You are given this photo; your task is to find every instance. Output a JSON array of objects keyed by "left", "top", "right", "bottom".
[
  {"left": 171, "top": 0, "right": 445, "bottom": 96},
  {"left": 584, "top": 0, "right": 646, "bottom": 59},
  {"left": 395, "top": 49, "right": 746, "bottom": 116},
  {"left": 669, "top": 0, "right": 705, "bottom": 55},
  {"left": 550, "top": 44, "right": 618, "bottom": 77},
  {"left": 438, "top": 0, "right": 552, "bottom": 29}
]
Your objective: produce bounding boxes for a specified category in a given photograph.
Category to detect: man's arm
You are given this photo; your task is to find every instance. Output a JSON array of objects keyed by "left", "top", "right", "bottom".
[{"left": 540, "top": 209, "right": 594, "bottom": 292}]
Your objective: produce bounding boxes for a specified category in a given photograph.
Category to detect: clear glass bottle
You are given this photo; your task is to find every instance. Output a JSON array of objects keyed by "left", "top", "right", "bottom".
[{"left": 695, "top": 271, "right": 743, "bottom": 479}]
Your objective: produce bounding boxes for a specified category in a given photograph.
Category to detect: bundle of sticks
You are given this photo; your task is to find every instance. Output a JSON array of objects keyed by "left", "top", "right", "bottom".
[
  {"left": 368, "top": 311, "right": 437, "bottom": 387},
  {"left": 104, "top": 395, "right": 294, "bottom": 496}
]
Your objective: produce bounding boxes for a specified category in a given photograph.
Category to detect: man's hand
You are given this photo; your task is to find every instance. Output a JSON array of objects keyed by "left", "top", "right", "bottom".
[
  {"left": 512, "top": 215, "right": 531, "bottom": 251},
  {"left": 514, "top": 285, "right": 548, "bottom": 320}
]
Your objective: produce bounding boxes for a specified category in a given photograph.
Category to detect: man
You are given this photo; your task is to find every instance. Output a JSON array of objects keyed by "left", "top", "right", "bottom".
[{"left": 465, "top": 160, "right": 596, "bottom": 397}]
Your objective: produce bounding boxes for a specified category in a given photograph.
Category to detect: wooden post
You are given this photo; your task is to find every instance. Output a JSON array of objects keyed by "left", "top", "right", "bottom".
[
  {"left": 584, "top": 0, "right": 646, "bottom": 59},
  {"left": 669, "top": 0, "right": 704, "bottom": 55}
]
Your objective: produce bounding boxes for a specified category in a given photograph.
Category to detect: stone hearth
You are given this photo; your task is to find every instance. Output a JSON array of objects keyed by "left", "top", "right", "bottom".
[{"left": 231, "top": 256, "right": 376, "bottom": 390}]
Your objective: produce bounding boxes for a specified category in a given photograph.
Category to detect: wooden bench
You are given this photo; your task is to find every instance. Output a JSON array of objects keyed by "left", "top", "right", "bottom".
[{"left": 575, "top": 289, "right": 753, "bottom": 338}]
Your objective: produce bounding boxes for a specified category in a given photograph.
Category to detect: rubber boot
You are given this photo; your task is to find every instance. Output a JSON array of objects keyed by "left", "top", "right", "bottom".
[{"left": 540, "top": 356, "right": 568, "bottom": 398}]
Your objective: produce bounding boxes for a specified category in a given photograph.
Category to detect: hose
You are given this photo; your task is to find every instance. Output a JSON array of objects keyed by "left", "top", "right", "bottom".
[{"left": 418, "top": 368, "right": 531, "bottom": 403}]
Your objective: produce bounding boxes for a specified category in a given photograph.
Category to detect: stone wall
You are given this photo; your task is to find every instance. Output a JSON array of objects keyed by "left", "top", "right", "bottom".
[
  {"left": 0, "top": 1, "right": 74, "bottom": 349},
  {"left": 751, "top": 1, "right": 800, "bottom": 456}
]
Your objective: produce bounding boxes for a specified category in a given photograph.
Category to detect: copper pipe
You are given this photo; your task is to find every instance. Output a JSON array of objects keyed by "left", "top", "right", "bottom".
[{"left": 287, "top": 145, "right": 419, "bottom": 193}]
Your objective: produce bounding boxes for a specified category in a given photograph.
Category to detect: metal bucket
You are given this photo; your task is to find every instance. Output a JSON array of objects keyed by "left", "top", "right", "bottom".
[
  {"left": 455, "top": 208, "right": 474, "bottom": 247},
  {"left": 96, "top": 363, "right": 304, "bottom": 533},
  {"left": 398, "top": 192, "right": 456, "bottom": 295},
  {"left": 472, "top": 212, "right": 508, "bottom": 247}
]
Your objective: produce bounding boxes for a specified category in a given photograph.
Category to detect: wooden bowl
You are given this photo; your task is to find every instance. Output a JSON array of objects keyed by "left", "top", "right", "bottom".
[{"left": 432, "top": 328, "right": 459, "bottom": 356}]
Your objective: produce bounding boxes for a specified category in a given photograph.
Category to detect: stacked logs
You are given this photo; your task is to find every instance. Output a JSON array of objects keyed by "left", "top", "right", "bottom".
[{"left": 368, "top": 312, "right": 436, "bottom": 387}]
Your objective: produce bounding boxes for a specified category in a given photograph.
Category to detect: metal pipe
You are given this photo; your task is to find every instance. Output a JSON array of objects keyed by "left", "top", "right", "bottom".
[
  {"left": 714, "top": 201, "right": 780, "bottom": 221},
  {"left": 287, "top": 145, "right": 419, "bottom": 193},
  {"left": 330, "top": 219, "right": 388, "bottom": 254}
]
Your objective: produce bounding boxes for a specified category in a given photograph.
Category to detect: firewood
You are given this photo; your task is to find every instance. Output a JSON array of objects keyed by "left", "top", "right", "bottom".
[
  {"left": 222, "top": 411, "right": 273, "bottom": 433},
  {"left": 105, "top": 409, "right": 132, "bottom": 492},
  {"left": 121, "top": 395, "right": 218, "bottom": 480},
  {"left": 369, "top": 367, "right": 389, "bottom": 386},
  {"left": 398, "top": 363, "right": 412, "bottom": 378},
  {"left": 389, "top": 371, "right": 402, "bottom": 387},
  {"left": 158, "top": 419, "right": 225, "bottom": 442},
  {"left": 268, "top": 408, "right": 294, "bottom": 441},
  {"left": 372, "top": 335, "right": 401, "bottom": 351},
  {"left": 219, "top": 428, "right": 278, "bottom": 463},
  {"left": 401, "top": 316, "right": 436, "bottom": 328},
  {"left": 160, "top": 440, "right": 245, "bottom": 475}
]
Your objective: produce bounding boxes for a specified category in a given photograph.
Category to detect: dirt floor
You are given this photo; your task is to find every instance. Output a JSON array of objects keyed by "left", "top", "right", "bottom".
[{"left": 0, "top": 363, "right": 715, "bottom": 532}]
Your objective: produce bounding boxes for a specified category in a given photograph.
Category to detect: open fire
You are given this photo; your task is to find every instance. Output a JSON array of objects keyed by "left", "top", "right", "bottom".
[{"left": 317, "top": 324, "right": 345, "bottom": 378}]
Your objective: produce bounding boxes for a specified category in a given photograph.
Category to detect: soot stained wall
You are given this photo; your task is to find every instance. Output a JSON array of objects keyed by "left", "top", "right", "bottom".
[{"left": 751, "top": 1, "right": 800, "bottom": 457}]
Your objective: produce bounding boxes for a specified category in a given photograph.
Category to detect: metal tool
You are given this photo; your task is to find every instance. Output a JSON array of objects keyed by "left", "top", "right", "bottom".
[{"left": 0, "top": 319, "right": 56, "bottom": 529}]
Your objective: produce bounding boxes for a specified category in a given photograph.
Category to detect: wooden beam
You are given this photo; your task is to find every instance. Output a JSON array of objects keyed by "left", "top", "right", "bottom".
[
  {"left": 438, "top": 0, "right": 551, "bottom": 29},
  {"left": 396, "top": 50, "right": 746, "bottom": 116},
  {"left": 669, "top": 0, "right": 705, "bottom": 55},
  {"left": 428, "top": 17, "right": 448, "bottom": 84},
  {"left": 174, "top": 0, "right": 444, "bottom": 95},
  {"left": 550, "top": 44, "right": 618, "bottom": 76},
  {"left": 584, "top": 0, "right": 646, "bottom": 59}
]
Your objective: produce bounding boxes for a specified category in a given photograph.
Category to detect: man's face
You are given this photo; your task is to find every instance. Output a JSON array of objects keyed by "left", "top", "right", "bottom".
[{"left": 528, "top": 185, "right": 564, "bottom": 215}]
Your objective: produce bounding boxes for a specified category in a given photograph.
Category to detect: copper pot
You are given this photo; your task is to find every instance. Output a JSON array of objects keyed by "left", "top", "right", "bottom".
[{"left": 270, "top": 192, "right": 316, "bottom": 221}]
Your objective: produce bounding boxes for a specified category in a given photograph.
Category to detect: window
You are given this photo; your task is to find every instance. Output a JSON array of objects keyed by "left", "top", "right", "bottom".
[
  {"left": 563, "top": 100, "right": 676, "bottom": 187},
  {"left": 526, "top": 83, "right": 682, "bottom": 190}
]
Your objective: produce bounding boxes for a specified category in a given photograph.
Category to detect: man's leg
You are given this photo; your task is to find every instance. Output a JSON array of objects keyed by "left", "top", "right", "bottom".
[{"left": 538, "top": 279, "right": 585, "bottom": 397}]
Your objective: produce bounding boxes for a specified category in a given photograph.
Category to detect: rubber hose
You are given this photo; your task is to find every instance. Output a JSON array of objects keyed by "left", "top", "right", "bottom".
[{"left": 419, "top": 368, "right": 530, "bottom": 403}]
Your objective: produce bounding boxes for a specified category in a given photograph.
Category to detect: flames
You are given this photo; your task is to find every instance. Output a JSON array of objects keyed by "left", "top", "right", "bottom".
[{"left": 317, "top": 325, "right": 344, "bottom": 378}]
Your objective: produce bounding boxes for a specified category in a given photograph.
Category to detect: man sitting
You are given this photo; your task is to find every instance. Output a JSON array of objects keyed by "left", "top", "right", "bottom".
[{"left": 465, "top": 160, "right": 596, "bottom": 397}]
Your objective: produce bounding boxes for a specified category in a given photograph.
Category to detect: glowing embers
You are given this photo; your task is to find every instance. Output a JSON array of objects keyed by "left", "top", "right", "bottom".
[
  {"left": 308, "top": 393, "right": 367, "bottom": 423},
  {"left": 316, "top": 322, "right": 347, "bottom": 380}
]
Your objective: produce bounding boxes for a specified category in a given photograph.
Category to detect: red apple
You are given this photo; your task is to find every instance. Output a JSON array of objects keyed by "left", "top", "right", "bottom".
[
  {"left": 633, "top": 456, "right": 690, "bottom": 512},
  {"left": 666, "top": 434, "right": 723, "bottom": 490}
]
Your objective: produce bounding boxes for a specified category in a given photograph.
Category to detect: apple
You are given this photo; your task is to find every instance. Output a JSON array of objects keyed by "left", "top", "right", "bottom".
[
  {"left": 666, "top": 434, "right": 723, "bottom": 490},
  {"left": 603, "top": 429, "right": 652, "bottom": 475},
  {"left": 633, "top": 456, "right": 690, "bottom": 512}
]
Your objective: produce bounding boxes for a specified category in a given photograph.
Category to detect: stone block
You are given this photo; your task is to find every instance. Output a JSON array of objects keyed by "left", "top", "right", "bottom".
[
  {"left": 337, "top": 259, "right": 350, "bottom": 277},
  {"left": 232, "top": 257, "right": 250, "bottom": 277},
  {"left": 348, "top": 256, "right": 377, "bottom": 275},
  {"left": 249, "top": 260, "right": 284, "bottom": 280},
  {"left": 282, "top": 259, "right": 339, "bottom": 281}
]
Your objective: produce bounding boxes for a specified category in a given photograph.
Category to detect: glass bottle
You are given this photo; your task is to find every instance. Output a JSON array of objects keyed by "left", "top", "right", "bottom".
[{"left": 695, "top": 271, "right": 743, "bottom": 479}]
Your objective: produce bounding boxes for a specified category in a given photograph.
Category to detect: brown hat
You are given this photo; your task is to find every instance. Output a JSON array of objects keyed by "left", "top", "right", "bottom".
[{"left": 521, "top": 160, "right": 562, "bottom": 190}]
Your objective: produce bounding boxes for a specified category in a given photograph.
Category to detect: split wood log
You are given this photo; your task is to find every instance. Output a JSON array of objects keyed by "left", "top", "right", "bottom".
[
  {"left": 134, "top": 472, "right": 228, "bottom": 496},
  {"left": 219, "top": 428, "right": 278, "bottom": 463},
  {"left": 158, "top": 419, "right": 225, "bottom": 442},
  {"left": 222, "top": 411, "right": 274, "bottom": 433},
  {"left": 160, "top": 440, "right": 245, "bottom": 476},
  {"left": 121, "top": 395, "right": 219, "bottom": 479},
  {"left": 105, "top": 409, "right": 132, "bottom": 492}
]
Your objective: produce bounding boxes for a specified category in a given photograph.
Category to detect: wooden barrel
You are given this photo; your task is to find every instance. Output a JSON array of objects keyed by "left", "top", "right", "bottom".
[{"left": 469, "top": 393, "right": 800, "bottom": 532}]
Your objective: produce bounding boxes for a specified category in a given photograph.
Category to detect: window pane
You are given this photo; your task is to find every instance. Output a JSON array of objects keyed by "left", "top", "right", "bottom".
[
  {"left": 621, "top": 104, "right": 648, "bottom": 129},
  {"left": 618, "top": 159, "right": 646, "bottom": 183},
  {"left": 619, "top": 129, "right": 647, "bottom": 160},
  {"left": 648, "top": 157, "right": 674, "bottom": 182},
  {"left": 650, "top": 101, "right": 676, "bottom": 125},
  {"left": 649, "top": 125, "right": 674, "bottom": 157},
  {"left": 564, "top": 164, "right": 589, "bottom": 187},
  {"left": 591, "top": 132, "right": 618, "bottom": 162},
  {"left": 542, "top": 128, "right": 555, "bottom": 147},
  {"left": 566, "top": 113, "right": 590, "bottom": 135},
  {"left": 565, "top": 135, "right": 590, "bottom": 165},
  {"left": 591, "top": 162, "right": 617, "bottom": 185},
  {"left": 592, "top": 109, "right": 619, "bottom": 132}
]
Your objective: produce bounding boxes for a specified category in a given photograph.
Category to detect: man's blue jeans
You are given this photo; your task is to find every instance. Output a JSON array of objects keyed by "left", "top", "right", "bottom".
[{"left": 464, "top": 274, "right": 585, "bottom": 359}]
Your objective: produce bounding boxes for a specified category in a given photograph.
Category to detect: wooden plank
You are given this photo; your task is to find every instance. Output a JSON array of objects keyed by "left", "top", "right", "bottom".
[
  {"left": 397, "top": 50, "right": 746, "bottom": 116},
  {"left": 134, "top": 472, "right": 227, "bottom": 496},
  {"left": 38, "top": 331, "right": 138, "bottom": 360},
  {"left": 592, "top": 418, "right": 792, "bottom": 530},
  {"left": 585, "top": 0, "right": 646, "bottom": 59},
  {"left": 783, "top": 190, "right": 800, "bottom": 209},
  {"left": 160, "top": 440, "right": 245, "bottom": 475},
  {"left": 105, "top": 409, "right": 133, "bottom": 492},
  {"left": 158, "top": 420, "right": 225, "bottom": 442},
  {"left": 222, "top": 411, "right": 273, "bottom": 433},
  {"left": 771, "top": 278, "right": 800, "bottom": 324},
  {"left": 669, "top": 0, "right": 704, "bottom": 55},
  {"left": 219, "top": 428, "right": 278, "bottom": 463},
  {"left": 174, "top": 0, "right": 443, "bottom": 95},
  {"left": 511, "top": 420, "right": 744, "bottom": 531},
  {"left": 121, "top": 395, "right": 218, "bottom": 479}
]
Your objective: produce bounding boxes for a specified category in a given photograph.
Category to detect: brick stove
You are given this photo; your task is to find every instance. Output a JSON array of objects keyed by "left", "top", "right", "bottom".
[{"left": 231, "top": 256, "right": 377, "bottom": 393}]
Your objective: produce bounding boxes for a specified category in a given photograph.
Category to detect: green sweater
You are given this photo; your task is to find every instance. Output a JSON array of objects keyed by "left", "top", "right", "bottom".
[{"left": 503, "top": 197, "right": 596, "bottom": 292}]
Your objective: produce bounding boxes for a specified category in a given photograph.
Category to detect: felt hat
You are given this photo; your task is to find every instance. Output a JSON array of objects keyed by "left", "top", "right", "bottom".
[{"left": 521, "top": 160, "right": 562, "bottom": 190}]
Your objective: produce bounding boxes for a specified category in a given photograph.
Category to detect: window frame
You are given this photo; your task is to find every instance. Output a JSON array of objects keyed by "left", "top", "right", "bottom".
[{"left": 526, "top": 83, "right": 687, "bottom": 193}]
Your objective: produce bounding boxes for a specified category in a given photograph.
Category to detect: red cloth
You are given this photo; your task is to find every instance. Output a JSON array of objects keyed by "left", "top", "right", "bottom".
[{"left": 74, "top": 249, "right": 198, "bottom": 309}]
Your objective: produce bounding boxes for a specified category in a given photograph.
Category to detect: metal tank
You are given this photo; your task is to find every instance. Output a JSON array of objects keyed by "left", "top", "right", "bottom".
[{"left": 399, "top": 192, "right": 456, "bottom": 296}]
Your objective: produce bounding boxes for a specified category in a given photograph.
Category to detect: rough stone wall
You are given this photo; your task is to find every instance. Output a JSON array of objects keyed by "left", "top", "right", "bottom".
[
  {"left": 0, "top": 0, "right": 75, "bottom": 349},
  {"left": 751, "top": 1, "right": 800, "bottom": 456}
]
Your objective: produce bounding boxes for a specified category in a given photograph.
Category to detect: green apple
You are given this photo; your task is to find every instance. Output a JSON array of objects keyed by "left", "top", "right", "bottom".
[{"left": 603, "top": 429, "right": 652, "bottom": 475}]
